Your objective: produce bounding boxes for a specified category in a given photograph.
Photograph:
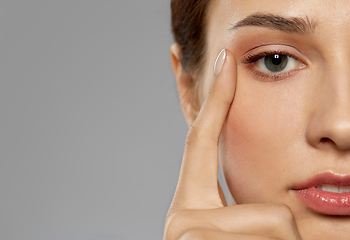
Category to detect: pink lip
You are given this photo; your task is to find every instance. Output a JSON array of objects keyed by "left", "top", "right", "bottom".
[{"left": 293, "top": 171, "right": 350, "bottom": 215}]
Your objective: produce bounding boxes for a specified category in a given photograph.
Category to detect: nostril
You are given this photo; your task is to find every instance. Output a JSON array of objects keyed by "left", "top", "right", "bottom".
[{"left": 320, "top": 137, "right": 336, "bottom": 146}]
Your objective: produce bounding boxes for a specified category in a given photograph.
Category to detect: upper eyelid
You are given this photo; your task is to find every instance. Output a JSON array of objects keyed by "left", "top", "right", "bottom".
[
  {"left": 240, "top": 45, "right": 309, "bottom": 65},
  {"left": 242, "top": 51, "right": 298, "bottom": 64}
]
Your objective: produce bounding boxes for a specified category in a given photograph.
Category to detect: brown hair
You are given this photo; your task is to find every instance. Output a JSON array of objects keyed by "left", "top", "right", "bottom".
[{"left": 171, "top": 0, "right": 211, "bottom": 74}]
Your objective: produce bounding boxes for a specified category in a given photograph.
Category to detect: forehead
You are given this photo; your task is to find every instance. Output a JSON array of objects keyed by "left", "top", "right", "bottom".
[
  {"left": 208, "top": 0, "right": 350, "bottom": 21},
  {"left": 207, "top": 1, "right": 350, "bottom": 43},
  {"left": 204, "top": 0, "right": 350, "bottom": 67}
]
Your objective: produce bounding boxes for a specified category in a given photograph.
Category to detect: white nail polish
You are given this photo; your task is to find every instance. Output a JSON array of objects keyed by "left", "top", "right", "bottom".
[{"left": 214, "top": 48, "right": 227, "bottom": 76}]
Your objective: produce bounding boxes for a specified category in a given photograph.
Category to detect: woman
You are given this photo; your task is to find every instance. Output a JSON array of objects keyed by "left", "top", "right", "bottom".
[{"left": 164, "top": 0, "right": 350, "bottom": 239}]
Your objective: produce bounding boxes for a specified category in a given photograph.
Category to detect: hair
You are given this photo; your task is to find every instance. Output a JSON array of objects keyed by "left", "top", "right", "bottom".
[{"left": 171, "top": 0, "right": 211, "bottom": 74}]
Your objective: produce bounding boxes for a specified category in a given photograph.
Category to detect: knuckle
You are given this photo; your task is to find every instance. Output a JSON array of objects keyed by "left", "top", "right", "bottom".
[
  {"left": 180, "top": 229, "right": 206, "bottom": 240},
  {"left": 271, "top": 203, "right": 294, "bottom": 224},
  {"left": 264, "top": 203, "right": 297, "bottom": 238},
  {"left": 186, "top": 121, "right": 202, "bottom": 143},
  {"left": 185, "top": 120, "right": 215, "bottom": 150},
  {"left": 164, "top": 210, "right": 195, "bottom": 240}
]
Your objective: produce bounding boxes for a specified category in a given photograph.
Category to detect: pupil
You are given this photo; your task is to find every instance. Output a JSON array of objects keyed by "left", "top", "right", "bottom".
[
  {"left": 272, "top": 54, "right": 282, "bottom": 65},
  {"left": 264, "top": 54, "right": 288, "bottom": 72}
]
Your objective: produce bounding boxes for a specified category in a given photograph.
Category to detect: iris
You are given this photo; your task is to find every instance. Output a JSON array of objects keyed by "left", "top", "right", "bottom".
[{"left": 264, "top": 54, "right": 288, "bottom": 72}]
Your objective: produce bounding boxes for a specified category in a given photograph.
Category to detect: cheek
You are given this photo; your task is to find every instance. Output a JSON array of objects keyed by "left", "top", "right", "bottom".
[{"left": 219, "top": 72, "right": 308, "bottom": 203}]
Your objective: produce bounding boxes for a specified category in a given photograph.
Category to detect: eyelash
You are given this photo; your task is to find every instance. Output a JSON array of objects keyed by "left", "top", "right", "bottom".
[{"left": 242, "top": 50, "right": 301, "bottom": 80}]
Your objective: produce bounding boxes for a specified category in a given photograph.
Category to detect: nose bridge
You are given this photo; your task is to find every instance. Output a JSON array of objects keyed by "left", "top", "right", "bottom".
[
  {"left": 326, "top": 55, "right": 350, "bottom": 118},
  {"left": 307, "top": 53, "right": 350, "bottom": 151}
]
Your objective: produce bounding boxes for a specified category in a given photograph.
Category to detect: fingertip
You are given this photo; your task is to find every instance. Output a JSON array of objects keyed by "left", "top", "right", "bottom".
[
  {"left": 213, "top": 48, "right": 236, "bottom": 75},
  {"left": 221, "top": 49, "right": 237, "bottom": 79},
  {"left": 211, "top": 48, "right": 237, "bottom": 105}
]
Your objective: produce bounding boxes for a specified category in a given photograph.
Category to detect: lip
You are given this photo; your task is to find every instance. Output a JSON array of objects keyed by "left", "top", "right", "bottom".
[{"left": 293, "top": 171, "right": 350, "bottom": 215}]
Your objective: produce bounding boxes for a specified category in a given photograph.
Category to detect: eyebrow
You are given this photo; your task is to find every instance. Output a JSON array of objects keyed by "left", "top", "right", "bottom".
[{"left": 231, "top": 13, "right": 316, "bottom": 34}]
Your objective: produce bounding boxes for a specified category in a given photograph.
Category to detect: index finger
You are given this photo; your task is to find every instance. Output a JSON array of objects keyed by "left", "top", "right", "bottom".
[{"left": 174, "top": 49, "right": 237, "bottom": 210}]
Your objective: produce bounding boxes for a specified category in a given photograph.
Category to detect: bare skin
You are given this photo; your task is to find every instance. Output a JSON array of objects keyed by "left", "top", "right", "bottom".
[
  {"left": 166, "top": 0, "right": 350, "bottom": 239},
  {"left": 165, "top": 49, "right": 301, "bottom": 239}
]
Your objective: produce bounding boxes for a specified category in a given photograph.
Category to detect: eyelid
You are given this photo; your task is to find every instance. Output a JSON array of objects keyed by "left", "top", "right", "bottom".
[
  {"left": 241, "top": 44, "right": 308, "bottom": 65},
  {"left": 240, "top": 45, "right": 308, "bottom": 80}
]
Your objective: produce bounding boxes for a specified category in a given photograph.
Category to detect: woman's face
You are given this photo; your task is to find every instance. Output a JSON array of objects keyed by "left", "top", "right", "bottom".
[{"left": 195, "top": 0, "right": 350, "bottom": 239}]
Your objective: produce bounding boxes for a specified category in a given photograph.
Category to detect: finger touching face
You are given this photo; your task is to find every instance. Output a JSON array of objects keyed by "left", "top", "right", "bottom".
[{"left": 197, "top": 0, "right": 350, "bottom": 239}]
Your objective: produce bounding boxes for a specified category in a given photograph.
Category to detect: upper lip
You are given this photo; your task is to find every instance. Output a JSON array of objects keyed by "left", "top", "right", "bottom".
[{"left": 292, "top": 171, "right": 350, "bottom": 190}]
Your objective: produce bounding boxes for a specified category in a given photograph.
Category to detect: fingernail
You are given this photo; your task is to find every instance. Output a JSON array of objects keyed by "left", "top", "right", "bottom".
[{"left": 213, "top": 48, "right": 227, "bottom": 76}]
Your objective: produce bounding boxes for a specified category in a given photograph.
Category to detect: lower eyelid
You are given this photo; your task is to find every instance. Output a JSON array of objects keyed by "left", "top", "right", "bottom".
[{"left": 247, "top": 56, "right": 305, "bottom": 81}]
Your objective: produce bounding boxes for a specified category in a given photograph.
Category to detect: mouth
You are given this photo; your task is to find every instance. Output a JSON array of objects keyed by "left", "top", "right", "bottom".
[
  {"left": 293, "top": 171, "right": 350, "bottom": 215},
  {"left": 316, "top": 185, "right": 350, "bottom": 193}
]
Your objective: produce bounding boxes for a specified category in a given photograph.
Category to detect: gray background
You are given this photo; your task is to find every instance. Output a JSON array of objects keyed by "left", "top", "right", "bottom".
[{"left": 1, "top": 1, "right": 189, "bottom": 240}]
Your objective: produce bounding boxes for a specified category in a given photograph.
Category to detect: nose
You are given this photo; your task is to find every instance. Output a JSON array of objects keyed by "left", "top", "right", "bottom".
[{"left": 306, "top": 67, "right": 350, "bottom": 151}]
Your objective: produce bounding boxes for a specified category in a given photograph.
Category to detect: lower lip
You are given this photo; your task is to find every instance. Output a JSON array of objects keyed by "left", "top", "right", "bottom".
[{"left": 295, "top": 188, "right": 350, "bottom": 215}]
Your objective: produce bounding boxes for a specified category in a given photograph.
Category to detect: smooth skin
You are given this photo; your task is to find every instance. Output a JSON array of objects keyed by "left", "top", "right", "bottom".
[{"left": 166, "top": 0, "right": 350, "bottom": 239}]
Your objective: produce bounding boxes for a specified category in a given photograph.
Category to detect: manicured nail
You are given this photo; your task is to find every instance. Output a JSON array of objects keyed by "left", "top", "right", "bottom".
[{"left": 214, "top": 48, "right": 227, "bottom": 76}]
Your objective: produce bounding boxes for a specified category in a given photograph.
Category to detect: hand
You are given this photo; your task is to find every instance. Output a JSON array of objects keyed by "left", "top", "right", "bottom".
[{"left": 164, "top": 49, "right": 302, "bottom": 240}]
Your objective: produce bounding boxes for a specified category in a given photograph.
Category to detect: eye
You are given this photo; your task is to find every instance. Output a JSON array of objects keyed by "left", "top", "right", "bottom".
[
  {"left": 241, "top": 46, "right": 307, "bottom": 81},
  {"left": 256, "top": 54, "right": 299, "bottom": 73}
]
